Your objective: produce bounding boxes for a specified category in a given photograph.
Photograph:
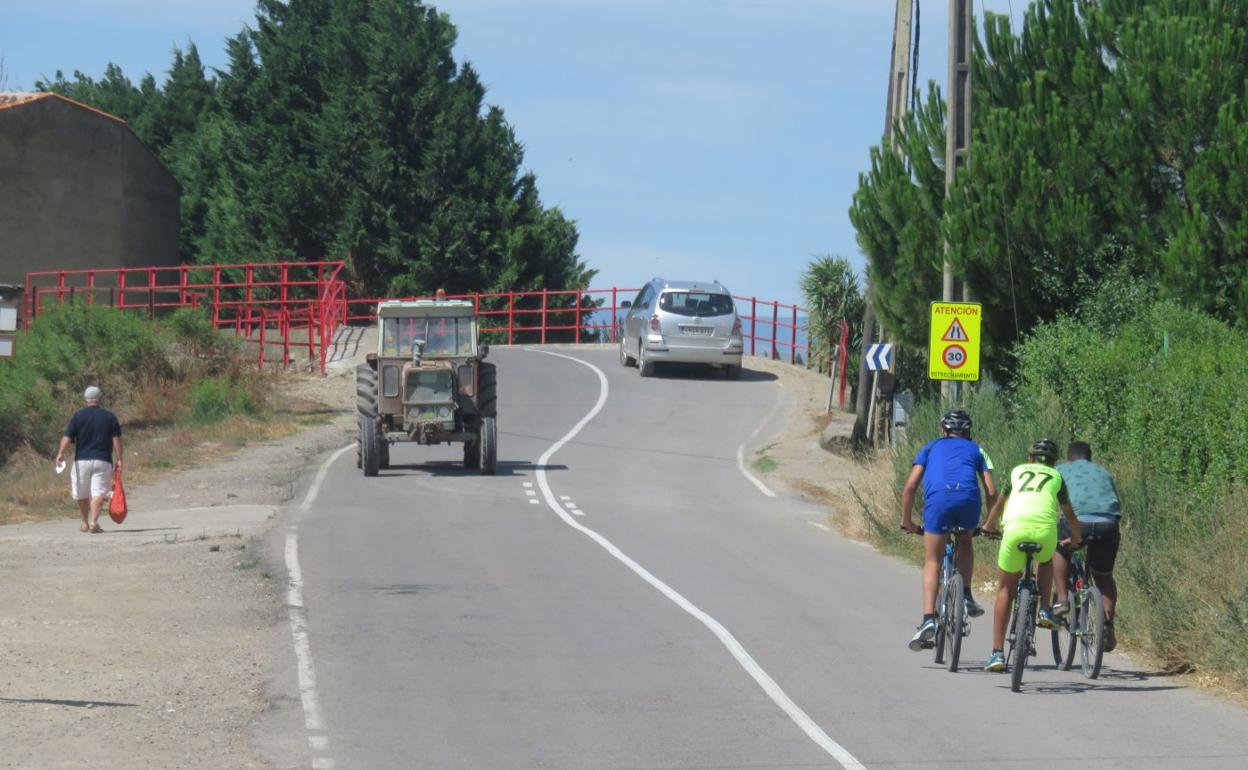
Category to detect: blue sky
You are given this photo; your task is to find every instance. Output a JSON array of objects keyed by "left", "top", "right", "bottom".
[{"left": 0, "top": 0, "right": 1025, "bottom": 306}]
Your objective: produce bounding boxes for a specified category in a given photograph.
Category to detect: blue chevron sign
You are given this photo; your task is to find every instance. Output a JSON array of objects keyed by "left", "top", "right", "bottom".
[{"left": 865, "top": 343, "right": 894, "bottom": 371}]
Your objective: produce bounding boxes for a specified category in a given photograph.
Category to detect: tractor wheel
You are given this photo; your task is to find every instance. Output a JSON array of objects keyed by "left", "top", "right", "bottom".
[
  {"left": 379, "top": 436, "right": 390, "bottom": 470},
  {"left": 360, "top": 416, "right": 380, "bottom": 477},
  {"left": 478, "top": 363, "right": 498, "bottom": 418},
  {"left": 355, "top": 365, "right": 378, "bottom": 470},
  {"left": 463, "top": 417, "right": 481, "bottom": 469},
  {"left": 479, "top": 416, "right": 498, "bottom": 475}
]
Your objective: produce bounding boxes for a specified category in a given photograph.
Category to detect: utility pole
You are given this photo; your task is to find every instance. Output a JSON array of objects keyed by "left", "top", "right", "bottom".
[
  {"left": 854, "top": 0, "right": 916, "bottom": 448},
  {"left": 942, "top": 0, "right": 973, "bottom": 403}
]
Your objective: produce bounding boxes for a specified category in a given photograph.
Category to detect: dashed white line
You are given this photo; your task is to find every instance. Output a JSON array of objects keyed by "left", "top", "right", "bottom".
[
  {"left": 525, "top": 489, "right": 537, "bottom": 497},
  {"left": 523, "top": 482, "right": 534, "bottom": 488},
  {"left": 808, "top": 521, "right": 832, "bottom": 532},
  {"left": 526, "top": 348, "right": 864, "bottom": 770},
  {"left": 560, "top": 495, "right": 572, "bottom": 501},
  {"left": 529, "top": 499, "right": 540, "bottom": 505}
]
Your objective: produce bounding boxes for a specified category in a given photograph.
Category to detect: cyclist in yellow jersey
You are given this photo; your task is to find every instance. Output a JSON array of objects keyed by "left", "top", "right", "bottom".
[{"left": 979, "top": 439, "right": 1082, "bottom": 672}]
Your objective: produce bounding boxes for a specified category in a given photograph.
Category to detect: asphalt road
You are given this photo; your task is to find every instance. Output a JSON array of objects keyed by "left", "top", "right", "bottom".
[{"left": 288, "top": 346, "right": 1248, "bottom": 769}]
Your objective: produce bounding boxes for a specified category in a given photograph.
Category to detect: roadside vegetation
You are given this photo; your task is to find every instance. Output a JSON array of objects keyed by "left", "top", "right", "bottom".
[
  {"left": 850, "top": 280, "right": 1248, "bottom": 690},
  {"left": 0, "top": 303, "right": 332, "bottom": 525}
]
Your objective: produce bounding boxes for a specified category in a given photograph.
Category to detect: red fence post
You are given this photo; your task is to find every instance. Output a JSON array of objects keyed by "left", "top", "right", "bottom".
[
  {"left": 750, "top": 297, "right": 757, "bottom": 356},
  {"left": 118, "top": 270, "right": 128, "bottom": 312},
  {"left": 86, "top": 271, "right": 95, "bottom": 305},
  {"left": 610, "top": 288, "right": 618, "bottom": 344},
  {"left": 771, "top": 301, "right": 779, "bottom": 360},
  {"left": 507, "top": 293, "right": 515, "bottom": 345},
  {"left": 541, "top": 289, "right": 548, "bottom": 345},
  {"left": 790, "top": 305, "right": 798, "bottom": 365},
  {"left": 245, "top": 264, "right": 255, "bottom": 335}
]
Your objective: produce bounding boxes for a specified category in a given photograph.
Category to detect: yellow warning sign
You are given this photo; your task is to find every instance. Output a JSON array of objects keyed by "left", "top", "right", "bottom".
[{"left": 929, "top": 302, "right": 981, "bottom": 381}]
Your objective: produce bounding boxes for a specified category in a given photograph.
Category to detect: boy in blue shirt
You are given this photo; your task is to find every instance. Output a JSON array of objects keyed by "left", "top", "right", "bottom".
[{"left": 901, "top": 410, "right": 997, "bottom": 650}]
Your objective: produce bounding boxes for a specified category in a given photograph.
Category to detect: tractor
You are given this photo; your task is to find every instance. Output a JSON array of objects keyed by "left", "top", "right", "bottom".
[{"left": 355, "top": 296, "right": 497, "bottom": 476}]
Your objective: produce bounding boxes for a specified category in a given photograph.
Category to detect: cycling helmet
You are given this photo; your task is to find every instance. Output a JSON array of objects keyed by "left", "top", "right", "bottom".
[
  {"left": 939, "top": 409, "right": 972, "bottom": 436},
  {"left": 1028, "top": 438, "right": 1059, "bottom": 464}
]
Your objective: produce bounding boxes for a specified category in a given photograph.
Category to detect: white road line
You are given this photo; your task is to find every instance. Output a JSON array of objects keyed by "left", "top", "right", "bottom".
[
  {"left": 560, "top": 495, "right": 572, "bottom": 501},
  {"left": 526, "top": 489, "right": 538, "bottom": 497},
  {"left": 808, "top": 522, "right": 832, "bottom": 532},
  {"left": 569, "top": 508, "right": 585, "bottom": 517},
  {"left": 737, "top": 444, "right": 777, "bottom": 498},
  {"left": 526, "top": 348, "right": 863, "bottom": 770},
  {"left": 524, "top": 482, "right": 534, "bottom": 488},
  {"left": 529, "top": 499, "right": 540, "bottom": 505},
  {"left": 288, "top": 444, "right": 353, "bottom": 769}
]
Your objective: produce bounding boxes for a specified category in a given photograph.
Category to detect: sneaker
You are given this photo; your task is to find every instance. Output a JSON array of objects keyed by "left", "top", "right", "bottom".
[
  {"left": 964, "top": 595, "right": 985, "bottom": 618},
  {"left": 1104, "top": 621, "right": 1117, "bottom": 652},
  {"left": 1051, "top": 601, "right": 1070, "bottom": 618},
  {"left": 984, "top": 650, "right": 1006, "bottom": 672},
  {"left": 908, "top": 617, "right": 937, "bottom": 652},
  {"left": 1037, "top": 607, "right": 1058, "bottom": 630}
]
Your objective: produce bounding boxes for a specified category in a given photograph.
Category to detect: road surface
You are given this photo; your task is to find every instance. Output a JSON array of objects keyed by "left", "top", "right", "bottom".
[{"left": 282, "top": 346, "right": 1248, "bottom": 769}]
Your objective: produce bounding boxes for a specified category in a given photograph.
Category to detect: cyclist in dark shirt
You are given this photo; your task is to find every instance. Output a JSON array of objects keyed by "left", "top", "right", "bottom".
[{"left": 55, "top": 386, "right": 123, "bottom": 533}]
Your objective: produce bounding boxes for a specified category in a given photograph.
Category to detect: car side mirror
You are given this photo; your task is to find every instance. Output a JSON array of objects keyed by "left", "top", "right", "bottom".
[
  {"left": 620, "top": 301, "right": 632, "bottom": 309},
  {"left": 477, "top": 344, "right": 490, "bottom": 360},
  {"left": 365, "top": 352, "right": 378, "bottom": 370}
]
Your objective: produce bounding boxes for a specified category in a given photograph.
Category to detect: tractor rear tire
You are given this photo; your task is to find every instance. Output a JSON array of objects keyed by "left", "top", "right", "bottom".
[
  {"left": 463, "top": 417, "right": 481, "bottom": 469},
  {"left": 361, "top": 417, "right": 380, "bottom": 477},
  {"left": 478, "top": 363, "right": 498, "bottom": 418},
  {"left": 479, "top": 416, "right": 497, "bottom": 475},
  {"left": 356, "top": 365, "right": 379, "bottom": 470}
]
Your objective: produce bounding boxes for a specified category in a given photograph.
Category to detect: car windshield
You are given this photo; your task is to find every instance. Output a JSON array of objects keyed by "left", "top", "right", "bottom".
[
  {"left": 381, "top": 316, "right": 475, "bottom": 357},
  {"left": 659, "top": 291, "right": 735, "bottom": 317}
]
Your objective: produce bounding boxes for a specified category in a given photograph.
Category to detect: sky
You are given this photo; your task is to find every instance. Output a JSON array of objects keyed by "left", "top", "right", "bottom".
[{"left": 0, "top": 0, "right": 1027, "bottom": 307}]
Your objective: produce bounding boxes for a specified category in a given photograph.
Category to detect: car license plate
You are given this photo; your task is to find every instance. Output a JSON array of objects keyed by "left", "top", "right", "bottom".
[{"left": 680, "top": 325, "right": 714, "bottom": 336}]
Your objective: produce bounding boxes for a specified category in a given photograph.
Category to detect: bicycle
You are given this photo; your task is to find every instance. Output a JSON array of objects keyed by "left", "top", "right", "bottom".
[
  {"left": 910, "top": 527, "right": 976, "bottom": 672},
  {"left": 1050, "top": 535, "right": 1105, "bottom": 679},
  {"left": 982, "top": 531, "right": 1043, "bottom": 692}
]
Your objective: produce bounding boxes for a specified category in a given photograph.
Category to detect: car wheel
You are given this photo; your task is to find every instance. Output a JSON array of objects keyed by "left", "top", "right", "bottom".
[
  {"left": 638, "top": 342, "right": 655, "bottom": 378},
  {"left": 619, "top": 336, "right": 636, "bottom": 367},
  {"left": 724, "top": 363, "right": 741, "bottom": 380}
]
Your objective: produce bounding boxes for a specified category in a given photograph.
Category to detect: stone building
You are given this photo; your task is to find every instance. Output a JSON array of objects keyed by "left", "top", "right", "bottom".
[{"left": 0, "top": 92, "right": 180, "bottom": 286}]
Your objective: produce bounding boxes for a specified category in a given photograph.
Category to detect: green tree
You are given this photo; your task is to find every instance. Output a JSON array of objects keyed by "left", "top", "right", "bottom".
[
  {"left": 850, "top": 0, "right": 1248, "bottom": 369},
  {"left": 799, "top": 255, "right": 864, "bottom": 373}
]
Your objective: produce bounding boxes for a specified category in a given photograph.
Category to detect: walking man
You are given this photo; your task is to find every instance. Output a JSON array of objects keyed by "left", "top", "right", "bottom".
[{"left": 54, "top": 386, "right": 123, "bottom": 533}]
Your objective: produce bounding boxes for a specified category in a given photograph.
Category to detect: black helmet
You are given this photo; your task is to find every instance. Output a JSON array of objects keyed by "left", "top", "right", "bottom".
[
  {"left": 1029, "top": 438, "right": 1059, "bottom": 464},
  {"left": 940, "top": 409, "right": 972, "bottom": 436}
]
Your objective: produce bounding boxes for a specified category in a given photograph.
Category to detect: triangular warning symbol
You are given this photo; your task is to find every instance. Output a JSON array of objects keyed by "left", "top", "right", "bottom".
[{"left": 942, "top": 318, "right": 969, "bottom": 342}]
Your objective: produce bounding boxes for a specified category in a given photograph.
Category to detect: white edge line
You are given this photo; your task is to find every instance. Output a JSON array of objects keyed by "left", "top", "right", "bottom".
[
  {"left": 526, "top": 348, "right": 863, "bottom": 770},
  {"left": 808, "top": 521, "right": 832, "bottom": 532},
  {"left": 737, "top": 443, "right": 777, "bottom": 498},
  {"left": 288, "top": 443, "right": 353, "bottom": 765}
]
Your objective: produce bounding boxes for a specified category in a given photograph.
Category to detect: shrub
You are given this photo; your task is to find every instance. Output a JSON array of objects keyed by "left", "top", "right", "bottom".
[{"left": 189, "top": 376, "right": 260, "bottom": 423}]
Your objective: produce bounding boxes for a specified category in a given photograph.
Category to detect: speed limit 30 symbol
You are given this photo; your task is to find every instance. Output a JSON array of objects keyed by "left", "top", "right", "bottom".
[{"left": 942, "top": 344, "right": 967, "bottom": 369}]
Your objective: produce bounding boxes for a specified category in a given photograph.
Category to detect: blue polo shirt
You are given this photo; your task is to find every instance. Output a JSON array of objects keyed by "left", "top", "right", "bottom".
[
  {"left": 64, "top": 405, "right": 122, "bottom": 464},
  {"left": 914, "top": 436, "right": 988, "bottom": 507}
]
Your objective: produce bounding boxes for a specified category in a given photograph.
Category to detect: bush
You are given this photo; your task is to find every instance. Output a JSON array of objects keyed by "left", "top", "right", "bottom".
[
  {"left": 885, "top": 295, "right": 1248, "bottom": 687},
  {"left": 189, "top": 376, "right": 260, "bottom": 423}
]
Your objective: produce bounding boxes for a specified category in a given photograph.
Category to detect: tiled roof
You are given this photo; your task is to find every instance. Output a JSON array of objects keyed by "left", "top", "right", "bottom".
[{"left": 0, "top": 91, "right": 126, "bottom": 124}]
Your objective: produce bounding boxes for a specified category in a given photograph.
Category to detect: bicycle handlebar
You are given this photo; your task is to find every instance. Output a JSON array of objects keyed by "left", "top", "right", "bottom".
[{"left": 904, "top": 526, "right": 985, "bottom": 537}]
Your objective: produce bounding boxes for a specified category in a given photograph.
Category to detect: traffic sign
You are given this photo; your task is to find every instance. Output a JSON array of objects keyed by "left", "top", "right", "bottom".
[
  {"left": 928, "top": 302, "right": 981, "bottom": 381},
  {"left": 865, "top": 343, "right": 894, "bottom": 371}
]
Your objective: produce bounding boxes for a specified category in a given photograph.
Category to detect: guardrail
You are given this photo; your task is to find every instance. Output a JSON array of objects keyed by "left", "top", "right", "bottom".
[{"left": 25, "top": 261, "right": 826, "bottom": 373}]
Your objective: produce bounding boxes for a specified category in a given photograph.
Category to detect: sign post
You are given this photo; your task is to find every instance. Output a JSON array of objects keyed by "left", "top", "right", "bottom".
[
  {"left": 928, "top": 302, "right": 981, "bottom": 385},
  {"left": 0, "top": 285, "right": 23, "bottom": 360},
  {"left": 864, "top": 343, "right": 895, "bottom": 442}
]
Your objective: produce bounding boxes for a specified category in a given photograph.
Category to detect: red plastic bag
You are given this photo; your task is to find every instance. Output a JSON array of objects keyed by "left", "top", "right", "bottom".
[{"left": 108, "top": 470, "right": 128, "bottom": 524}]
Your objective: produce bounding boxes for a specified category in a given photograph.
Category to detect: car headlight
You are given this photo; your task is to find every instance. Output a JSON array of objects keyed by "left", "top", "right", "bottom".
[{"left": 438, "top": 406, "right": 452, "bottom": 419}]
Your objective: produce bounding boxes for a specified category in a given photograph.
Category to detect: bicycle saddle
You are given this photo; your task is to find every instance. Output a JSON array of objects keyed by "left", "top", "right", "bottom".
[{"left": 1017, "top": 542, "right": 1044, "bottom": 553}]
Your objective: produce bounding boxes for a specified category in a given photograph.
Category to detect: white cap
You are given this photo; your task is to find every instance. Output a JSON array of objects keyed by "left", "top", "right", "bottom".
[{"left": 84, "top": 386, "right": 102, "bottom": 401}]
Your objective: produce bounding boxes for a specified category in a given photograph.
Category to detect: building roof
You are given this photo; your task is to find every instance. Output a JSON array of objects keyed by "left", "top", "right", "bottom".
[{"left": 0, "top": 91, "right": 126, "bottom": 124}]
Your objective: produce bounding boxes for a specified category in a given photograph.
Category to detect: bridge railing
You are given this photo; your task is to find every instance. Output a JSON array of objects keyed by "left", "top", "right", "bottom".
[{"left": 25, "top": 261, "right": 821, "bottom": 371}]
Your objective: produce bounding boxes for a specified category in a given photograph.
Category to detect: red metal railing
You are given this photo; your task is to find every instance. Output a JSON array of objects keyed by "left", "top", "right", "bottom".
[{"left": 25, "top": 261, "right": 823, "bottom": 371}]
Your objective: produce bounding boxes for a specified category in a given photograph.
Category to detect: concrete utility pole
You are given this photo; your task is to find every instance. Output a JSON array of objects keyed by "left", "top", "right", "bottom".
[
  {"left": 942, "top": 0, "right": 973, "bottom": 402},
  {"left": 853, "top": 0, "right": 916, "bottom": 448}
]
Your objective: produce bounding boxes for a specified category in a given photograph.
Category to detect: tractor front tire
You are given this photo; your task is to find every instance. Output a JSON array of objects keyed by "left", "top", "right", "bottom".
[
  {"left": 361, "top": 417, "right": 380, "bottom": 477},
  {"left": 479, "top": 416, "right": 498, "bottom": 475}
]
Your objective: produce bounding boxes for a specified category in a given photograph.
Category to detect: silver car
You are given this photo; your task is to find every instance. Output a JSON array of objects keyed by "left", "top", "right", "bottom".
[{"left": 618, "top": 278, "right": 745, "bottom": 378}]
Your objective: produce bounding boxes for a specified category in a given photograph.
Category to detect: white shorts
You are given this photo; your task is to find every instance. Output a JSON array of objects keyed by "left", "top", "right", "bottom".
[{"left": 71, "top": 460, "right": 113, "bottom": 500}]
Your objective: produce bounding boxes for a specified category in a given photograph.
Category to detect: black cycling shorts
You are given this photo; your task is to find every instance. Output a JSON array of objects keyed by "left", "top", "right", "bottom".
[{"left": 1058, "top": 518, "right": 1120, "bottom": 575}]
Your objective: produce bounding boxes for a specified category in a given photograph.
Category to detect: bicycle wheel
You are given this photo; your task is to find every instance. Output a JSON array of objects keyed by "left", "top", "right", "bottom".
[
  {"left": 933, "top": 586, "right": 947, "bottom": 665},
  {"left": 1051, "top": 588, "right": 1077, "bottom": 670},
  {"left": 1079, "top": 586, "right": 1106, "bottom": 679},
  {"left": 944, "top": 573, "right": 966, "bottom": 672},
  {"left": 1010, "top": 586, "right": 1035, "bottom": 693}
]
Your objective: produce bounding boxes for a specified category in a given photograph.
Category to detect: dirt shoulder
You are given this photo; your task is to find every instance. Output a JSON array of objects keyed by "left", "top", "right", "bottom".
[{"left": 0, "top": 359, "right": 358, "bottom": 769}]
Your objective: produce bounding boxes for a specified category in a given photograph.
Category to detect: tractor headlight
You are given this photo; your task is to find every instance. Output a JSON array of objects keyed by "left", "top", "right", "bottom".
[{"left": 438, "top": 406, "right": 452, "bottom": 419}]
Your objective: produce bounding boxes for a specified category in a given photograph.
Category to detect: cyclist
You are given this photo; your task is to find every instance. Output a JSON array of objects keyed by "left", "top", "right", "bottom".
[
  {"left": 980, "top": 438, "right": 1081, "bottom": 671},
  {"left": 1052, "top": 441, "right": 1122, "bottom": 651},
  {"left": 901, "top": 409, "right": 998, "bottom": 651}
]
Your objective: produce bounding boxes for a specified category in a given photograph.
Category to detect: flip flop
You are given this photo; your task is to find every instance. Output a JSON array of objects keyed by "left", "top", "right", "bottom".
[
  {"left": 80, "top": 523, "right": 90, "bottom": 533},
  {"left": 90, "top": 525, "right": 103, "bottom": 534}
]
